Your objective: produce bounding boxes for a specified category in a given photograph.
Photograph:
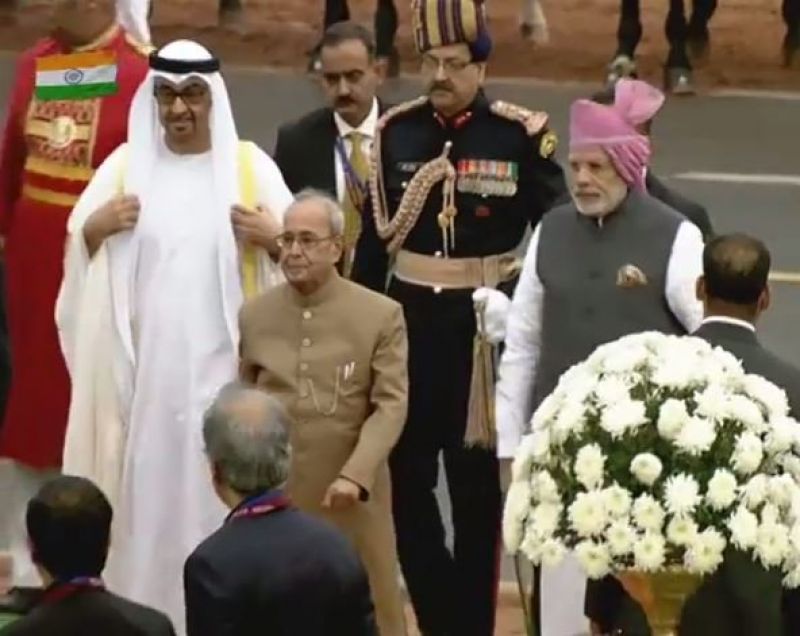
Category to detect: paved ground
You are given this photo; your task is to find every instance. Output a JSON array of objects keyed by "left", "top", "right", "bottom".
[{"left": 1, "top": 58, "right": 799, "bottom": 635}]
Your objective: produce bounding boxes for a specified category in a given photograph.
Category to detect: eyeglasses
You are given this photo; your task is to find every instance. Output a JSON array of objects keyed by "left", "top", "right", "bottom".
[
  {"left": 275, "top": 232, "right": 335, "bottom": 251},
  {"left": 153, "top": 84, "right": 209, "bottom": 107},
  {"left": 421, "top": 54, "right": 473, "bottom": 75}
]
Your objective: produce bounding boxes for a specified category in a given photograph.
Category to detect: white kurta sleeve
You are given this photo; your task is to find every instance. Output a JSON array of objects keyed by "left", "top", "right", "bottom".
[
  {"left": 665, "top": 220, "right": 704, "bottom": 333},
  {"left": 495, "top": 224, "right": 545, "bottom": 459},
  {"left": 251, "top": 144, "right": 294, "bottom": 222}
]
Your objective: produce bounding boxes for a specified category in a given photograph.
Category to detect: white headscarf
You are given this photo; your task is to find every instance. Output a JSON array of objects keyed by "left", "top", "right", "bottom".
[
  {"left": 116, "top": 0, "right": 151, "bottom": 44},
  {"left": 111, "top": 40, "right": 243, "bottom": 371}
]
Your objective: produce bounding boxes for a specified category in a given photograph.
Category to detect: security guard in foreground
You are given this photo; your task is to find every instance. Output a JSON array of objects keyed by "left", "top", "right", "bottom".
[{"left": 353, "top": 1, "right": 566, "bottom": 633}]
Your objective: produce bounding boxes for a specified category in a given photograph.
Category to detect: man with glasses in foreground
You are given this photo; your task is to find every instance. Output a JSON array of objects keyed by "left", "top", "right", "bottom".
[
  {"left": 352, "top": 0, "right": 566, "bottom": 633},
  {"left": 55, "top": 39, "right": 292, "bottom": 632},
  {"left": 239, "top": 189, "right": 409, "bottom": 636}
]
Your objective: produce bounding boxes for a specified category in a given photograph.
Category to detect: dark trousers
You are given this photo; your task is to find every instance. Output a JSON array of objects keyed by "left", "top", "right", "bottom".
[
  {"left": 786, "top": 0, "right": 800, "bottom": 44},
  {"left": 389, "top": 281, "right": 501, "bottom": 636},
  {"left": 616, "top": 0, "right": 717, "bottom": 68},
  {"left": 323, "top": 0, "right": 398, "bottom": 57}
]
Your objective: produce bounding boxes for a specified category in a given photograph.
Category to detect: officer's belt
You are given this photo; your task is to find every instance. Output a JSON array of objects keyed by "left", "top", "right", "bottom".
[{"left": 393, "top": 249, "right": 522, "bottom": 289}]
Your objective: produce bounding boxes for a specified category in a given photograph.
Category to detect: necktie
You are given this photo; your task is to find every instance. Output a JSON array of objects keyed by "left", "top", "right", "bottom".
[{"left": 341, "top": 131, "right": 370, "bottom": 278}]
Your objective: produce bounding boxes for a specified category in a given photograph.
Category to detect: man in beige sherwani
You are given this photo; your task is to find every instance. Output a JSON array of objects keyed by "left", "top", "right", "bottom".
[{"left": 238, "top": 189, "right": 408, "bottom": 636}]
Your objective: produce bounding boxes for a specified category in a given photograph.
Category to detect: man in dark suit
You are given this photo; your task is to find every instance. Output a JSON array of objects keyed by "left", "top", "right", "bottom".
[
  {"left": 274, "top": 21, "right": 385, "bottom": 279},
  {"left": 184, "top": 383, "right": 377, "bottom": 636},
  {"left": 1, "top": 475, "right": 174, "bottom": 635},
  {"left": 591, "top": 82, "right": 713, "bottom": 239},
  {"left": 588, "top": 233, "right": 799, "bottom": 636}
]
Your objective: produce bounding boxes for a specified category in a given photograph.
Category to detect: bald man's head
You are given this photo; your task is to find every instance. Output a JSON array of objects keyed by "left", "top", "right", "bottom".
[{"left": 202, "top": 383, "right": 290, "bottom": 496}]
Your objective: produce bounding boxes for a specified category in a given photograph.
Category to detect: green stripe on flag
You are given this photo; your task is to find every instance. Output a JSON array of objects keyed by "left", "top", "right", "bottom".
[{"left": 35, "top": 82, "right": 118, "bottom": 101}]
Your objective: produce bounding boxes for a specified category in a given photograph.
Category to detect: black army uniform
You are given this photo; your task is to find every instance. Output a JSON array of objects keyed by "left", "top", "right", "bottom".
[{"left": 352, "top": 4, "right": 566, "bottom": 634}]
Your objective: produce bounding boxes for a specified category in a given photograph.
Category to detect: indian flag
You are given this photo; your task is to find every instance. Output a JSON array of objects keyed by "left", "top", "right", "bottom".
[{"left": 35, "top": 50, "right": 118, "bottom": 101}]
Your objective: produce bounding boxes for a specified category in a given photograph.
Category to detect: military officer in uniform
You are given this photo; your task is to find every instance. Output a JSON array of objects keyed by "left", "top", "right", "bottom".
[{"left": 353, "top": 1, "right": 566, "bottom": 633}]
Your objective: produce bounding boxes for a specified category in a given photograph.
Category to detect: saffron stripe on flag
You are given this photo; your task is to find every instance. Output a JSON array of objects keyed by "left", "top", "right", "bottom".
[
  {"left": 36, "top": 50, "right": 116, "bottom": 72},
  {"left": 35, "top": 82, "right": 118, "bottom": 101},
  {"left": 36, "top": 64, "right": 118, "bottom": 88}
]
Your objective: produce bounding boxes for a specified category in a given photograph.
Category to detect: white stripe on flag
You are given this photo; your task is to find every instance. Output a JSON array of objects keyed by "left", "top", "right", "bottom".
[{"left": 36, "top": 64, "right": 117, "bottom": 88}]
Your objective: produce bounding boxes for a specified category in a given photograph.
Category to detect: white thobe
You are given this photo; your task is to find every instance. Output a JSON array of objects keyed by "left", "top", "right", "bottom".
[
  {"left": 56, "top": 142, "right": 293, "bottom": 635},
  {"left": 496, "top": 219, "right": 705, "bottom": 636}
]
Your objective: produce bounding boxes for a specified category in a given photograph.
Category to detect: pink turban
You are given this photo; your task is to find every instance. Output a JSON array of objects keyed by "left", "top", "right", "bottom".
[{"left": 569, "top": 79, "right": 665, "bottom": 191}]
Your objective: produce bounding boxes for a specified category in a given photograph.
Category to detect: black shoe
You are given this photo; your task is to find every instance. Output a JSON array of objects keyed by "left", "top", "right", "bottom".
[{"left": 664, "top": 66, "right": 695, "bottom": 95}]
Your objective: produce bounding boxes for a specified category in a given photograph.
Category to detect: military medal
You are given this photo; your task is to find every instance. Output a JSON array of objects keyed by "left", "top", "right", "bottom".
[
  {"left": 457, "top": 158, "right": 518, "bottom": 197},
  {"left": 539, "top": 130, "right": 558, "bottom": 158}
]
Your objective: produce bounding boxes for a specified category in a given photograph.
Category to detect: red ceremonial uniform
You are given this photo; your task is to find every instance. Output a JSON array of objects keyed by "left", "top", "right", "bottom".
[{"left": 0, "top": 24, "right": 150, "bottom": 469}]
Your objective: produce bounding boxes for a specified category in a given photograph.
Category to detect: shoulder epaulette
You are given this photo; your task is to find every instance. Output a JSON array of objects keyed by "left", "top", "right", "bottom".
[
  {"left": 490, "top": 100, "right": 549, "bottom": 136},
  {"left": 124, "top": 33, "right": 156, "bottom": 57},
  {"left": 375, "top": 96, "right": 429, "bottom": 133}
]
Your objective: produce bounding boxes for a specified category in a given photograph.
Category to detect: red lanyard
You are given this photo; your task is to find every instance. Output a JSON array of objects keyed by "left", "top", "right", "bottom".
[
  {"left": 41, "top": 577, "right": 104, "bottom": 605},
  {"left": 226, "top": 490, "right": 291, "bottom": 522}
]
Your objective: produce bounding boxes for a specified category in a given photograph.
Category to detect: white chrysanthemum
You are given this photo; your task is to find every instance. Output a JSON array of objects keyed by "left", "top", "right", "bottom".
[
  {"left": 575, "top": 444, "right": 606, "bottom": 490},
  {"left": 694, "top": 384, "right": 731, "bottom": 422},
  {"left": 664, "top": 473, "right": 701, "bottom": 516},
  {"left": 674, "top": 416, "right": 716, "bottom": 456},
  {"left": 502, "top": 481, "right": 531, "bottom": 551},
  {"left": 541, "top": 538, "right": 567, "bottom": 568},
  {"left": 530, "top": 503, "right": 563, "bottom": 538},
  {"left": 511, "top": 434, "right": 537, "bottom": 482},
  {"left": 684, "top": 528, "right": 726, "bottom": 575},
  {"left": 657, "top": 399, "right": 690, "bottom": 440},
  {"left": 732, "top": 432, "right": 764, "bottom": 476},
  {"left": 652, "top": 350, "right": 699, "bottom": 389},
  {"left": 530, "top": 470, "right": 561, "bottom": 504},
  {"left": 790, "top": 523, "right": 800, "bottom": 553},
  {"left": 600, "top": 400, "right": 647, "bottom": 439},
  {"left": 743, "top": 374, "right": 789, "bottom": 419},
  {"left": 630, "top": 453, "right": 663, "bottom": 486},
  {"left": 706, "top": 469, "right": 739, "bottom": 511},
  {"left": 632, "top": 494, "right": 666, "bottom": 532},
  {"left": 784, "top": 566, "right": 800, "bottom": 589},
  {"left": 557, "top": 366, "right": 595, "bottom": 405},
  {"left": 744, "top": 474, "right": 769, "bottom": 509},
  {"left": 602, "top": 485, "right": 632, "bottom": 519},
  {"left": 553, "top": 401, "right": 587, "bottom": 443},
  {"left": 594, "top": 376, "right": 631, "bottom": 407},
  {"left": 768, "top": 475, "right": 796, "bottom": 509},
  {"left": 667, "top": 516, "right": 698, "bottom": 546},
  {"left": 530, "top": 429, "right": 554, "bottom": 466},
  {"left": 602, "top": 344, "right": 650, "bottom": 375},
  {"left": 761, "top": 503, "right": 780, "bottom": 526},
  {"left": 520, "top": 526, "right": 544, "bottom": 562},
  {"left": 531, "top": 393, "right": 560, "bottom": 431},
  {"left": 765, "top": 416, "right": 798, "bottom": 455},
  {"left": 607, "top": 520, "right": 636, "bottom": 556},
  {"left": 727, "top": 394, "right": 766, "bottom": 433},
  {"left": 568, "top": 491, "right": 608, "bottom": 538},
  {"left": 756, "top": 521, "right": 790, "bottom": 568},
  {"left": 728, "top": 506, "right": 759, "bottom": 549},
  {"left": 575, "top": 541, "right": 612, "bottom": 579},
  {"left": 781, "top": 455, "right": 800, "bottom": 482},
  {"left": 711, "top": 347, "right": 745, "bottom": 376},
  {"left": 634, "top": 532, "right": 666, "bottom": 571}
]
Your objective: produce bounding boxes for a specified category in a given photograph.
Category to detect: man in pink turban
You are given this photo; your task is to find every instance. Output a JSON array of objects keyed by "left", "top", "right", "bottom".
[
  {"left": 495, "top": 78, "right": 707, "bottom": 636},
  {"left": 591, "top": 79, "right": 713, "bottom": 238}
]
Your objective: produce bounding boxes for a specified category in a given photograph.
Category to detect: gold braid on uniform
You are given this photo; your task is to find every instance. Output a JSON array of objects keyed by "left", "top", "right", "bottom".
[
  {"left": 489, "top": 100, "right": 549, "bottom": 135},
  {"left": 370, "top": 96, "right": 458, "bottom": 256}
]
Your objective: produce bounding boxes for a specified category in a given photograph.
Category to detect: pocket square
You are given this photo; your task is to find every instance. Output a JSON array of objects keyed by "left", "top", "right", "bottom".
[{"left": 616, "top": 264, "right": 648, "bottom": 288}]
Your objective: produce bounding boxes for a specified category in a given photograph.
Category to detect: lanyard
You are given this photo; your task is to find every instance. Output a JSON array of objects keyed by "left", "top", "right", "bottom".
[
  {"left": 226, "top": 490, "right": 291, "bottom": 522},
  {"left": 334, "top": 136, "right": 369, "bottom": 209},
  {"left": 41, "top": 576, "right": 104, "bottom": 605}
]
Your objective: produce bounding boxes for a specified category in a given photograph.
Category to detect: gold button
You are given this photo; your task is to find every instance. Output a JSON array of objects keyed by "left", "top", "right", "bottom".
[
  {"left": 303, "top": 310, "right": 312, "bottom": 320},
  {"left": 434, "top": 286, "right": 442, "bottom": 294},
  {"left": 299, "top": 362, "right": 309, "bottom": 372},
  {"left": 302, "top": 337, "right": 311, "bottom": 347}
]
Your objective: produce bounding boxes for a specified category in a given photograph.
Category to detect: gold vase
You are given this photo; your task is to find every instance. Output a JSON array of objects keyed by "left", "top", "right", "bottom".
[{"left": 616, "top": 570, "right": 704, "bottom": 636}]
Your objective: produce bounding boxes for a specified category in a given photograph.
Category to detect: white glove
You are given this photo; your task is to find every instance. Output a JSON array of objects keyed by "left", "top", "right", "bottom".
[{"left": 472, "top": 287, "right": 511, "bottom": 345}]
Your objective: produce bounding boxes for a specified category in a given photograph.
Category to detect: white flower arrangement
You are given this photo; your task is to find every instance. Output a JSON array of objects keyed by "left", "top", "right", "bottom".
[{"left": 502, "top": 331, "right": 800, "bottom": 586}]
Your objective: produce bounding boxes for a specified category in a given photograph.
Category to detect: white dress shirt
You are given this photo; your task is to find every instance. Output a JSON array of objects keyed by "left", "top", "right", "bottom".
[
  {"left": 700, "top": 315, "right": 757, "bottom": 332},
  {"left": 332, "top": 98, "right": 379, "bottom": 203},
  {"left": 495, "top": 219, "right": 705, "bottom": 460}
]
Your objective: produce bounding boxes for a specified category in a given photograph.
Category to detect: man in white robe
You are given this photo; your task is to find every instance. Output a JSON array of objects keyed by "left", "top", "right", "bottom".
[{"left": 55, "top": 39, "right": 293, "bottom": 634}]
